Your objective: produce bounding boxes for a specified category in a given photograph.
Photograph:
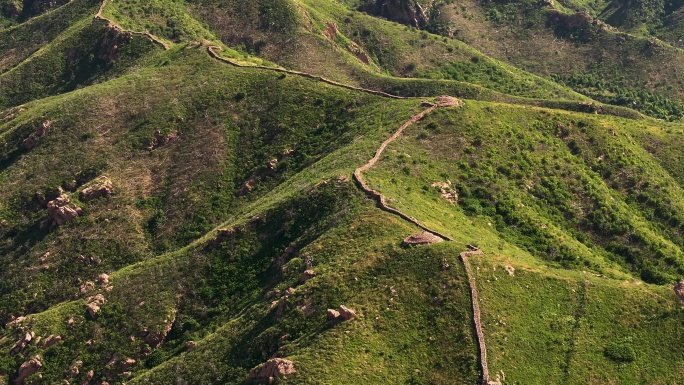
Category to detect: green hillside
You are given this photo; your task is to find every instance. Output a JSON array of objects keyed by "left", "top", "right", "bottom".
[{"left": 0, "top": 0, "right": 683, "bottom": 384}]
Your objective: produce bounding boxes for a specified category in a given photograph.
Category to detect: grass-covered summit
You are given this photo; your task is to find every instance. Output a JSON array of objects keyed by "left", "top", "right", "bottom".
[{"left": 0, "top": 1, "right": 683, "bottom": 384}]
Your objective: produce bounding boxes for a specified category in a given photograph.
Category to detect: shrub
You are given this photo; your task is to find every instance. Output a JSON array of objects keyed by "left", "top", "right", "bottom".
[{"left": 604, "top": 343, "right": 636, "bottom": 363}]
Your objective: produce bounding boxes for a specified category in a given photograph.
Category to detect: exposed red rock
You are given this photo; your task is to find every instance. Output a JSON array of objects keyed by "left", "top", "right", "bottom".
[{"left": 246, "top": 358, "right": 296, "bottom": 383}]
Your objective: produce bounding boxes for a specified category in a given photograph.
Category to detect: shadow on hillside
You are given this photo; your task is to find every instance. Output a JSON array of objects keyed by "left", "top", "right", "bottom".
[{"left": 0, "top": 148, "right": 24, "bottom": 173}]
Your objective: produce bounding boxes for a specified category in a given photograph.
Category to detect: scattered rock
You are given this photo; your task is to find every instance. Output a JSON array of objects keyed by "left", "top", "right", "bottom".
[
  {"left": 66, "top": 360, "right": 82, "bottom": 378},
  {"left": 145, "top": 312, "right": 176, "bottom": 348},
  {"left": 432, "top": 180, "right": 458, "bottom": 204},
  {"left": 79, "top": 176, "right": 112, "bottom": 202},
  {"left": 237, "top": 177, "right": 257, "bottom": 196},
  {"left": 276, "top": 243, "right": 298, "bottom": 267},
  {"left": 11, "top": 331, "right": 34, "bottom": 354},
  {"left": 185, "top": 341, "right": 196, "bottom": 351},
  {"left": 246, "top": 358, "right": 296, "bottom": 383},
  {"left": 120, "top": 358, "right": 136, "bottom": 370},
  {"left": 79, "top": 281, "right": 94, "bottom": 295},
  {"left": 505, "top": 265, "right": 515, "bottom": 277},
  {"left": 338, "top": 305, "right": 356, "bottom": 321},
  {"left": 20, "top": 121, "right": 52, "bottom": 150},
  {"left": 326, "top": 309, "right": 340, "bottom": 320},
  {"left": 267, "top": 158, "right": 278, "bottom": 169},
  {"left": 441, "top": 257, "right": 450, "bottom": 270},
  {"left": 297, "top": 297, "right": 315, "bottom": 316},
  {"left": 402, "top": 231, "right": 444, "bottom": 247},
  {"left": 299, "top": 270, "right": 316, "bottom": 283},
  {"left": 146, "top": 130, "right": 179, "bottom": 150},
  {"left": 80, "top": 370, "right": 94, "bottom": 385},
  {"left": 15, "top": 355, "right": 42, "bottom": 385},
  {"left": 5, "top": 316, "right": 26, "bottom": 328},
  {"left": 41, "top": 335, "right": 62, "bottom": 349},
  {"left": 96, "top": 273, "right": 110, "bottom": 285},
  {"left": 86, "top": 303, "right": 100, "bottom": 318},
  {"left": 86, "top": 294, "right": 105, "bottom": 318},
  {"left": 674, "top": 280, "right": 684, "bottom": 304},
  {"left": 106, "top": 354, "right": 119, "bottom": 367},
  {"left": 46, "top": 193, "right": 82, "bottom": 226}
]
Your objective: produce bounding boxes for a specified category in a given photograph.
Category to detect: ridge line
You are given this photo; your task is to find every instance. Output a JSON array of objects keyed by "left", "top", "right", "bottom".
[
  {"left": 206, "top": 45, "right": 406, "bottom": 100},
  {"left": 350, "top": 95, "right": 493, "bottom": 384},
  {"left": 95, "top": 0, "right": 170, "bottom": 50}
]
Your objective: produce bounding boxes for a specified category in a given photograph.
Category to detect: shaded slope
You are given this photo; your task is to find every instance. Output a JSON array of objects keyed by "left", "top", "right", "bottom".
[
  {"left": 0, "top": 0, "right": 100, "bottom": 73},
  {"left": 0, "top": 46, "right": 421, "bottom": 326},
  {"left": 362, "top": 0, "right": 684, "bottom": 120},
  {"left": 0, "top": 18, "right": 162, "bottom": 108}
]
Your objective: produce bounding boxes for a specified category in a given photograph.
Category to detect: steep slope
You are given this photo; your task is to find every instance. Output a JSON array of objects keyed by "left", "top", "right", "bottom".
[
  {"left": 1, "top": 1, "right": 684, "bottom": 384},
  {"left": 353, "top": 0, "right": 684, "bottom": 121}
]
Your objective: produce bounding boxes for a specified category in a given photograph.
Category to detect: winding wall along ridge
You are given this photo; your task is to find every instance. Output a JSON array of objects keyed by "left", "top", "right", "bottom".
[
  {"left": 461, "top": 249, "right": 492, "bottom": 385},
  {"left": 95, "top": 0, "right": 170, "bottom": 50},
  {"left": 207, "top": 45, "right": 406, "bottom": 100},
  {"left": 350, "top": 96, "right": 493, "bottom": 384},
  {"left": 93, "top": 2, "right": 491, "bottom": 382}
]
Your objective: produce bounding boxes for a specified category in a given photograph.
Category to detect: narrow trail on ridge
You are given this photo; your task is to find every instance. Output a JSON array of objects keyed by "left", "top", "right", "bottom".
[{"left": 91, "top": 2, "right": 493, "bottom": 382}]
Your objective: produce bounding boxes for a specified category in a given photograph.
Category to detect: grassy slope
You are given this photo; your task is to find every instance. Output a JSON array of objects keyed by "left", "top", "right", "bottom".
[
  {"left": 0, "top": 18, "right": 162, "bottom": 108},
  {"left": 402, "top": 0, "right": 684, "bottom": 120},
  {"left": 361, "top": 100, "right": 684, "bottom": 383},
  {"left": 0, "top": 0, "right": 100, "bottom": 73},
  {"left": 0, "top": 1, "right": 683, "bottom": 384}
]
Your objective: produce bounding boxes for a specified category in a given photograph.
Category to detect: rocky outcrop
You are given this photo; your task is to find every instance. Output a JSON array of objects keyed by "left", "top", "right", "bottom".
[
  {"left": 299, "top": 269, "right": 316, "bottom": 283},
  {"left": 79, "top": 176, "right": 112, "bottom": 202},
  {"left": 97, "top": 273, "right": 110, "bottom": 285},
  {"left": 15, "top": 355, "right": 42, "bottom": 385},
  {"left": 326, "top": 308, "right": 340, "bottom": 320},
  {"left": 362, "top": 0, "right": 428, "bottom": 28},
  {"left": 20, "top": 120, "right": 51, "bottom": 150},
  {"left": 327, "top": 305, "right": 356, "bottom": 321},
  {"left": 46, "top": 193, "right": 82, "bottom": 226},
  {"left": 338, "top": 305, "right": 356, "bottom": 321},
  {"left": 41, "top": 334, "right": 62, "bottom": 349},
  {"left": 144, "top": 312, "right": 176, "bottom": 348},
  {"left": 11, "top": 331, "right": 34, "bottom": 355},
  {"left": 246, "top": 358, "right": 296, "bottom": 383},
  {"left": 432, "top": 180, "right": 458, "bottom": 204},
  {"left": 98, "top": 25, "right": 133, "bottom": 62},
  {"left": 66, "top": 360, "right": 82, "bottom": 378},
  {"left": 86, "top": 294, "right": 106, "bottom": 318}
]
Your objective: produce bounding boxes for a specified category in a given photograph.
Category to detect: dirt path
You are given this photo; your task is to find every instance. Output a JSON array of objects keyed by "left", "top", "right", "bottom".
[{"left": 95, "top": 0, "right": 170, "bottom": 50}]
